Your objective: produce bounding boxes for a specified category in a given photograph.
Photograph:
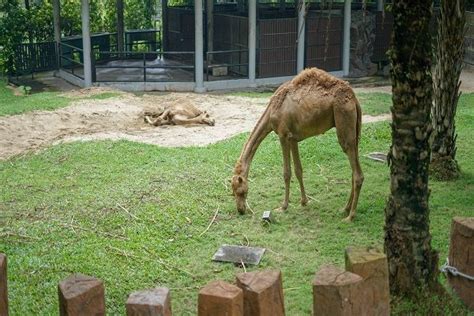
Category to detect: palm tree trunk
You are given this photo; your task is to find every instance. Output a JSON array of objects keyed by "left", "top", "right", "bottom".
[
  {"left": 384, "top": 0, "right": 439, "bottom": 295},
  {"left": 431, "top": 0, "right": 465, "bottom": 180}
]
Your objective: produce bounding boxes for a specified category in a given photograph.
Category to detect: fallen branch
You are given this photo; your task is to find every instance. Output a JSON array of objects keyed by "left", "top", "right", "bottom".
[
  {"left": 307, "top": 195, "right": 320, "bottom": 203},
  {"left": 141, "top": 246, "right": 194, "bottom": 277},
  {"left": 0, "top": 231, "right": 41, "bottom": 241},
  {"left": 199, "top": 208, "right": 219, "bottom": 237},
  {"left": 106, "top": 245, "right": 138, "bottom": 259},
  {"left": 266, "top": 247, "right": 297, "bottom": 263},
  {"left": 240, "top": 259, "right": 247, "bottom": 273},
  {"left": 117, "top": 203, "right": 139, "bottom": 220},
  {"left": 245, "top": 200, "right": 255, "bottom": 214},
  {"left": 58, "top": 223, "right": 129, "bottom": 240}
]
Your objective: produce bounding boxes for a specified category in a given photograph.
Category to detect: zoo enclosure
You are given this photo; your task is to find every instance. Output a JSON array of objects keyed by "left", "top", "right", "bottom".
[{"left": 9, "top": 0, "right": 397, "bottom": 91}]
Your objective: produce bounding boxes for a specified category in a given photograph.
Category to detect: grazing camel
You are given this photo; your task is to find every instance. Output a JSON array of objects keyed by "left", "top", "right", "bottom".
[
  {"left": 144, "top": 101, "right": 215, "bottom": 126},
  {"left": 231, "top": 68, "right": 364, "bottom": 222}
]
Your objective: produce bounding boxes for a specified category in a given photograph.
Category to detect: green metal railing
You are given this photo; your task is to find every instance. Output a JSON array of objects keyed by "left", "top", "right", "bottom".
[
  {"left": 94, "top": 51, "right": 195, "bottom": 83},
  {"left": 59, "top": 42, "right": 85, "bottom": 80}
]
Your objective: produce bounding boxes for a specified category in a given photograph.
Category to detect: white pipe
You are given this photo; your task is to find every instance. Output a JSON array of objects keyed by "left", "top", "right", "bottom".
[
  {"left": 377, "top": 0, "right": 384, "bottom": 12},
  {"left": 248, "top": 0, "right": 257, "bottom": 84},
  {"left": 194, "top": 0, "right": 205, "bottom": 92},
  {"left": 297, "top": 0, "right": 306, "bottom": 73},
  {"left": 342, "top": 0, "right": 351, "bottom": 77},
  {"left": 81, "top": 0, "right": 92, "bottom": 87}
]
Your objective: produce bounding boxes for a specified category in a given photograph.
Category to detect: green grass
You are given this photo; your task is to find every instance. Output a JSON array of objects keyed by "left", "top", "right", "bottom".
[
  {"left": 0, "top": 81, "right": 121, "bottom": 116},
  {"left": 0, "top": 83, "right": 70, "bottom": 116},
  {"left": 1, "top": 93, "right": 473, "bottom": 315},
  {"left": 357, "top": 92, "right": 392, "bottom": 116},
  {"left": 86, "top": 91, "right": 122, "bottom": 100},
  {"left": 228, "top": 90, "right": 392, "bottom": 116},
  {"left": 229, "top": 90, "right": 274, "bottom": 99}
]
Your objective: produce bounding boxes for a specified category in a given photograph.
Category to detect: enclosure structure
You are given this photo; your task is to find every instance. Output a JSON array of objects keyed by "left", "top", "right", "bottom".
[{"left": 11, "top": 0, "right": 390, "bottom": 92}]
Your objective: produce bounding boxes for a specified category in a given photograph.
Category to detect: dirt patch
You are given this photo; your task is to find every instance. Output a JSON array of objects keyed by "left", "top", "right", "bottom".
[{"left": 0, "top": 90, "right": 389, "bottom": 160}]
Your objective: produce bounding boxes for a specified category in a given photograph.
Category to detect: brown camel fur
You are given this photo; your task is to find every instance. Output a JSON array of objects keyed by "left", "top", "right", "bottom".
[
  {"left": 144, "top": 100, "right": 215, "bottom": 126},
  {"left": 231, "top": 67, "right": 364, "bottom": 222}
]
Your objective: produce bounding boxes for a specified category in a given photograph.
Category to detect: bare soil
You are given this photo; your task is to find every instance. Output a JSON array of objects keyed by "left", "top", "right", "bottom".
[{"left": 0, "top": 89, "right": 392, "bottom": 160}]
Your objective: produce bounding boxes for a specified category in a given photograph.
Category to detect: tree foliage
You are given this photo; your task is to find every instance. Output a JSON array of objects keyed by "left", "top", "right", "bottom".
[{"left": 0, "top": 0, "right": 156, "bottom": 74}]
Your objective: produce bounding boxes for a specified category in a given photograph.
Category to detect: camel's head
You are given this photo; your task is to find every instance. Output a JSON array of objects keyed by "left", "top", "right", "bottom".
[
  {"left": 201, "top": 111, "right": 215, "bottom": 126},
  {"left": 231, "top": 174, "right": 248, "bottom": 214}
]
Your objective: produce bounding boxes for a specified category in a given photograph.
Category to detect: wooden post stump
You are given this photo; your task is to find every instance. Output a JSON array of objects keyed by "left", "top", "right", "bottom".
[
  {"left": 345, "top": 246, "right": 390, "bottom": 315},
  {"left": 236, "top": 270, "right": 285, "bottom": 316},
  {"left": 447, "top": 217, "right": 474, "bottom": 310},
  {"left": 0, "top": 254, "right": 8, "bottom": 316},
  {"left": 198, "top": 280, "right": 243, "bottom": 316},
  {"left": 312, "top": 265, "right": 367, "bottom": 316},
  {"left": 58, "top": 273, "right": 105, "bottom": 316},
  {"left": 126, "top": 287, "right": 172, "bottom": 316}
]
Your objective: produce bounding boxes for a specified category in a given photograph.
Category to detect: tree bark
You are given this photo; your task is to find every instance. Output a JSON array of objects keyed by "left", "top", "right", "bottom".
[
  {"left": 384, "top": 0, "right": 439, "bottom": 296},
  {"left": 431, "top": 0, "right": 465, "bottom": 180}
]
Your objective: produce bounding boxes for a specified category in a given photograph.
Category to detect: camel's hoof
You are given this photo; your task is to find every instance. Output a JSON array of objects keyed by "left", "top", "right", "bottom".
[
  {"left": 342, "top": 215, "right": 354, "bottom": 223},
  {"left": 341, "top": 207, "right": 350, "bottom": 215},
  {"left": 301, "top": 197, "right": 309, "bottom": 206}
]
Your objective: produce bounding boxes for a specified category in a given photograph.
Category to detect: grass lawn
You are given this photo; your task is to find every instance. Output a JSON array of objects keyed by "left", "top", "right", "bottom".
[
  {"left": 229, "top": 90, "right": 392, "bottom": 116},
  {"left": 0, "top": 91, "right": 473, "bottom": 315},
  {"left": 0, "top": 81, "right": 120, "bottom": 116}
]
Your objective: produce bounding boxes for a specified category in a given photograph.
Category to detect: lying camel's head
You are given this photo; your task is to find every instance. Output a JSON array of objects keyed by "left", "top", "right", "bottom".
[
  {"left": 201, "top": 111, "right": 215, "bottom": 126},
  {"left": 231, "top": 174, "right": 248, "bottom": 214}
]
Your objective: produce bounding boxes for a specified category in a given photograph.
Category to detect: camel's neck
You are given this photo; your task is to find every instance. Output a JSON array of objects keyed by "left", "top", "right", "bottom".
[{"left": 236, "top": 109, "right": 272, "bottom": 178}]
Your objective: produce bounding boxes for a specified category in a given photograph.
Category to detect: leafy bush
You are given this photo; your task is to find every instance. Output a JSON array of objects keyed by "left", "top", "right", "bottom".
[{"left": 0, "top": 0, "right": 156, "bottom": 75}]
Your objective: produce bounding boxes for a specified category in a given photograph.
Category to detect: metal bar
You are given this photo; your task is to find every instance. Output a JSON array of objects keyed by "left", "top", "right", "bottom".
[
  {"left": 207, "top": 49, "right": 248, "bottom": 54},
  {"left": 96, "top": 50, "right": 195, "bottom": 55},
  {"left": 60, "top": 56, "right": 84, "bottom": 66},
  {"left": 95, "top": 65, "right": 195, "bottom": 69},
  {"left": 143, "top": 53, "right": 146, "bottom": 82},
  {"left": 60, "top": 42, "right": 84, "bottom": 51},
  {"left": 206, "top": 51, "right": 209, "bottom": 81}
]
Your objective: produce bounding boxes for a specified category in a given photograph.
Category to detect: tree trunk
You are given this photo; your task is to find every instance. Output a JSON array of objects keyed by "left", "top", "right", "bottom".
[
  {"left": 431, "top": 0, "right": 465, "bottom": 180},
  {"left": 384, "top": 0, "right": 439, "bottom": 296},
  {"left": 117, "top": 0, "right": 125, "bottom": 53}
]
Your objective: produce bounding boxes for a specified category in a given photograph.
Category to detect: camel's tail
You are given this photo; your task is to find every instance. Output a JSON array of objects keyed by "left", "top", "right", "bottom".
[{"left": 356, "top": 100, "right": 362, "bottom": 145}]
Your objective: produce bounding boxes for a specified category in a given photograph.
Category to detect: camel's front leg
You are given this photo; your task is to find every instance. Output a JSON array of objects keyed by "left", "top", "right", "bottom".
[
  {"left": 290, "top": 141, "right": 308, "bottom": 206},
  {"left": 278, "top": 137, "right": 291, "bottom": 211},
  {"left": 148, "top": 109, "right": 172, "bottom": 126}
]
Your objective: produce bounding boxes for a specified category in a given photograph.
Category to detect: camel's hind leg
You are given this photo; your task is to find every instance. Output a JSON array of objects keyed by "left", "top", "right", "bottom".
[
  {"left": 278, "top": 137, "right": 292, "bottom": 211},
  {"left": 343, "top": 147, "right": 363, "bottom": 221},
  {"left": 291, "top": 141, "right": 308, "bottom": 206},
  {"left": 335, "top": 105, "right": 364, "bottom": 221},
  {"left": 171, "top": 113, "right": 215, "bottom": 126}
]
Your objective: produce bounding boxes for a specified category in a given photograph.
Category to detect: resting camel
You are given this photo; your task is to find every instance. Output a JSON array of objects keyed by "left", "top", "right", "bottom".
[
  {"left": 144, "top": 101, "right": 215, "bottom": 126},
  {"left": 231, "top": 67, "right": 364, "bottom": 222}
]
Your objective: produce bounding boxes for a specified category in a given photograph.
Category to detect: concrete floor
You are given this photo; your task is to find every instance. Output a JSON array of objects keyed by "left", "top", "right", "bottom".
[
  {"left": 67, "top": 58, "right": 246, "bottom": 83},
  {"left": 10, "top": 63, "right": 474, "bottom": 93}
]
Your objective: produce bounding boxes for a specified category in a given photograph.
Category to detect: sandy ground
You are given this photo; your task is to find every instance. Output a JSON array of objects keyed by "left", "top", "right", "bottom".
[
  {"left": 2, "top": 67, "right": 472, "bottom": 160},
  {"left": 0, "top": 89, "right": 391, "bottom": 160}
]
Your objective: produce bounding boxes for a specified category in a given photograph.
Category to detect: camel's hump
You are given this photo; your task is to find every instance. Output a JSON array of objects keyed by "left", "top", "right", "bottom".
[{"left": 291, "top": 67, "right": 350, "bottom": 90}]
